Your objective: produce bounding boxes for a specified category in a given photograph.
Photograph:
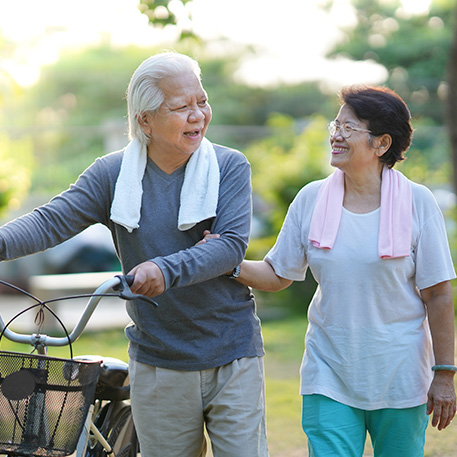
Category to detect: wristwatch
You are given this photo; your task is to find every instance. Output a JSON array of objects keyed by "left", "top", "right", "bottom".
[{"left": 225, "top": 265, "right": 241, "bottom": 279}]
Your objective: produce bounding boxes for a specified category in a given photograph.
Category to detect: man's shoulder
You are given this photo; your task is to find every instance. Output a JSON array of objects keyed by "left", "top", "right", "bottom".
[
  {"left": 212, "top": 142, "right": 243, "bottom": 156},
  {"left": 91, "top": 149, "right": 124, "bottom": 173},
  {"left": 212, "top": 142, "right": 248, "bottom": 166}
]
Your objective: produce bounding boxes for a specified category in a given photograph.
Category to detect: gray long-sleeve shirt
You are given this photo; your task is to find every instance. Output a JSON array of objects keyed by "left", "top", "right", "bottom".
[{"left": 0, "top": 143, "right": 264, "bottom": 370}]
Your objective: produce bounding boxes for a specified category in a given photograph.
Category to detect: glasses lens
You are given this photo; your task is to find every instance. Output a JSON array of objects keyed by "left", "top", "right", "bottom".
[
  {"left": 329, "top": 121, "right": 352, "bottom": 138},
  {"left": 341, "top": 124, "right": 351, "bottom": 138}
]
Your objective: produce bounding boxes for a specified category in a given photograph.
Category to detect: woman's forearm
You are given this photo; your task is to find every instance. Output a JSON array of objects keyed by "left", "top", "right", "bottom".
[
  {"left": 422, "top": 280, "right": 455, "bottom": 366},
  {"left": 236, "top": 259, "right": 292, "bottom": 292}
]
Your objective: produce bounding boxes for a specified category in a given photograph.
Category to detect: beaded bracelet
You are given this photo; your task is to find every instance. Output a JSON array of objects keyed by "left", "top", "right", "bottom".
[{"left": 432, "top": 365, "right": 457, "bottom": 372}]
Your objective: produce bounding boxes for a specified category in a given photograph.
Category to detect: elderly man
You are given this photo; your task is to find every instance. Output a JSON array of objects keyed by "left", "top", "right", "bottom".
[{"left": 0, "top": 52, "right": 268, "bottom": 457}]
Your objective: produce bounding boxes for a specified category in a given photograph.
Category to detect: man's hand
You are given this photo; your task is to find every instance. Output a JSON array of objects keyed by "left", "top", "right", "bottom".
[{"left": 128, "top": 261, "right": 165, "bottom": 298}]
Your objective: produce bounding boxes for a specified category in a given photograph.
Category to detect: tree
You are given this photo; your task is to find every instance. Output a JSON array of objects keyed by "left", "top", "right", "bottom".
[
  {"left": 137, "top": 0, "right": 196, "bottom": 39},
  {"left": 446, "top": 4, "right": 457, "bottom": 195},
  {"left": 327, "top": 0, "right": 453, "bottom": 124}
]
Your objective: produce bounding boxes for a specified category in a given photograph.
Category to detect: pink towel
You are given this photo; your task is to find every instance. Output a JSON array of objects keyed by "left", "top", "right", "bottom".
[{"left": 308, "top": 167, "right": 412, "bottom": 258}]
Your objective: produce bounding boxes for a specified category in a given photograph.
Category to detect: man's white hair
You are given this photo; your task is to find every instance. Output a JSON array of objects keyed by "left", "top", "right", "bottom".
[{"left": 126, "top": 51, "right": 202, "bottom": 144}]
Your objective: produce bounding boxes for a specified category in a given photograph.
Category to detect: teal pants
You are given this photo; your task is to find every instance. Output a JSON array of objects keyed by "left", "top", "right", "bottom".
[{"left": 302, "top": 395, "right": 428, "bottom": 457}]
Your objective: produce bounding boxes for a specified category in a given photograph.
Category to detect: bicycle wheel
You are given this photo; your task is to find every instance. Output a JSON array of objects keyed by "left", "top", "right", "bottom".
[{"left": 87, "top": 402, "right": 139, "bottom": 457}]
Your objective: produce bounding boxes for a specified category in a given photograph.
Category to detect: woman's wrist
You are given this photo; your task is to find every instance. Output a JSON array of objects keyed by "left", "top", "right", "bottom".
[
  {"left": 224, "top": 265, "right": 241, "bottom": 279},
  {"left": 432, "top": 364, "right": 457, "bottom": 373}
]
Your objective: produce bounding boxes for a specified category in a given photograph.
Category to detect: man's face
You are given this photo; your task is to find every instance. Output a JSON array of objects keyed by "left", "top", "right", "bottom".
[{"left": 140, "top": 70, "right": 212, "bottom": 162}]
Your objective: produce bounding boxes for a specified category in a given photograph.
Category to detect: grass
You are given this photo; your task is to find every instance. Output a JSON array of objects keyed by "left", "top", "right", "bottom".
[{"left": 2, "top": 316, "right": 457, "bottom": 456}]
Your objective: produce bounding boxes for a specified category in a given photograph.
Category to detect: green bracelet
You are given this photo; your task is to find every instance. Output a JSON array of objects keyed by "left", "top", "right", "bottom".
[{"left": 432, "top": 365, "right": 457, "bottom": 372}]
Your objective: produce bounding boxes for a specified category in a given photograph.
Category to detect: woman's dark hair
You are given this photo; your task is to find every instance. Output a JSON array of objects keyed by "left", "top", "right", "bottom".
[{"left": 339, "top": 85, "right": 413, "bottom": 168}]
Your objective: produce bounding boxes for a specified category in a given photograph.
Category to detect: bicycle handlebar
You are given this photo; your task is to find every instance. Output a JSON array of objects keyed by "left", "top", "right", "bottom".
[{"left": 0, "top": 274, "right": 154, "bottom": 350}]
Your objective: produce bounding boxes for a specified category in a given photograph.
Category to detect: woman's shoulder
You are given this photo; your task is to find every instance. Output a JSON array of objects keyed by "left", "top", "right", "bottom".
[
  {"left": 284, "top": 178, "right": 326, "bottom": 221},
  {"left": 409, "top": 180, "right": 439, "bottom": 205},
  {"left": 409, "top": 180, "right": 443, "bottom": 218},
  {"left": 293, "top": 178, "right": 326, "bottom": 202}
]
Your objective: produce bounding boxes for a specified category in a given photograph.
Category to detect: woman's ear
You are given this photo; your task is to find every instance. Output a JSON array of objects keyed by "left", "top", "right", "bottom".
[{"left": 374, "top": 134, "right": 392, "bottom": 157}]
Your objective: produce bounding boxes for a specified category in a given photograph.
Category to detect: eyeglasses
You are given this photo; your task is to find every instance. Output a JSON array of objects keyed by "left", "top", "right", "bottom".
[{"left": 328, "top": 120, "right": 372, "bottom": 138}]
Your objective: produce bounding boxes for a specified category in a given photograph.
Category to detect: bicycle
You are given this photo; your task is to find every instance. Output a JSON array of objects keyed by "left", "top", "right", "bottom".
[{"left": 0, "top": 274, "right": 157, "bottom": 457}]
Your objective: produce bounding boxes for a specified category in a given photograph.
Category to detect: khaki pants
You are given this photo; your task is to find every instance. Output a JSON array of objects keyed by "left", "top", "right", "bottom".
[{"left": 129, "top": 357, "right": 269, "bottom": 457}]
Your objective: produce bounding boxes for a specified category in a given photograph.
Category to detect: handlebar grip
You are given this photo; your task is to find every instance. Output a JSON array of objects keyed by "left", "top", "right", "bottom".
[
  {"left": 114, "top": 274, "right": 158, "bottom": 307},
  {"left": 124, "top": 275, "right": 134, "bottom": 286},
  {"left": 112, "top": 275, "right": 133, "bottom": 291}
]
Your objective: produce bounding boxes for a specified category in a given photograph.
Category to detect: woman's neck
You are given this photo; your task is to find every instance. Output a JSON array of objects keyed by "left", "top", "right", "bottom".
[{"left": 343, "top": 166, "right": 383, "bottom": 214}]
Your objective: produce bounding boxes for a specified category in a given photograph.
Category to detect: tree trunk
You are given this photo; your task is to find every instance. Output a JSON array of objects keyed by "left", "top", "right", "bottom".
[{"left": 446, "top": 5, "right": 457, "bottom": 195}]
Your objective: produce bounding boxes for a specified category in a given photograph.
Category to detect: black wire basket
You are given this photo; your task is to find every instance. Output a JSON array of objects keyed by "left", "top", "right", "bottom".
[{"left": 0, "top": 350, "right": 101, "bottom": 456}]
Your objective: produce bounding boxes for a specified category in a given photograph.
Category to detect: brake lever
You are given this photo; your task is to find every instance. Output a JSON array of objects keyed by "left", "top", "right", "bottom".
[{"left": 114, "top": 275, "right": 159, "bottom": 307}]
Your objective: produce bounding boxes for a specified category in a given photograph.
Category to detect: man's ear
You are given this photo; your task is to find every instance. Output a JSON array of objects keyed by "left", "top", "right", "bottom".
[
  {"left": 138, "top": 112, "right": 152, "bottom": 134},
  {"left": 374, "top": 134, "right": 392, "bottom": 157}
]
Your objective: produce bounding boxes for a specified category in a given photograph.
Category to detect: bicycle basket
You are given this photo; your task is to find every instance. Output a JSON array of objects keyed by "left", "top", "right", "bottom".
[{"left": 0, "top": 351, "right": 101, "bottom": 457}]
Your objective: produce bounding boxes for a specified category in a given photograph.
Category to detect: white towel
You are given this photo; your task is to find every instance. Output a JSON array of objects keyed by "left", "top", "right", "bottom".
[{"left": 110, "top": 137, "right": 219, "bottom": 233}]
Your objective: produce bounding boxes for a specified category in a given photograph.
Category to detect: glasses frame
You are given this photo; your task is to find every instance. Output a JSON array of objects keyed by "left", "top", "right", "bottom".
[{"left": 328, "top": 120, "right": 373, "bottom": 139}]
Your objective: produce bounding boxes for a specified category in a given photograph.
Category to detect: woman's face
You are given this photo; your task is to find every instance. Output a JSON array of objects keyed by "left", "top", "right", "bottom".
[
  {"left": 329, "top": 104, "right": 379, "bottom": 174},
  {"left": 140, "top": 70, "right": 212, "bottom": 161}
]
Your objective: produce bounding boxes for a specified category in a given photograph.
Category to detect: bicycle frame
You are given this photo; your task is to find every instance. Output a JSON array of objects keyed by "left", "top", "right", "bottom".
[{"left": 0, "top": 275, "right": 139, "bottom": 457}]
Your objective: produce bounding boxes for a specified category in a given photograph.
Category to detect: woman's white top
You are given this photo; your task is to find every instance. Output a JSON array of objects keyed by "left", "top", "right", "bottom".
[{"left": 265, "top": 179, "right": 456, "bottom": 410}]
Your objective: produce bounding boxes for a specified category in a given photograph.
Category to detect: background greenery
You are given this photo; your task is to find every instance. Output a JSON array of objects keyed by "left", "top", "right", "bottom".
[
  {"left": 1, "top": 2, "right": 457, "bottom": 455},
  {"left": 1, "top": 0, "right": 457, "bottom": 312}
]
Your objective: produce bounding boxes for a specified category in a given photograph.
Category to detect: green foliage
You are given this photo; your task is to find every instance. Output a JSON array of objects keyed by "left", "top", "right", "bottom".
[
  {"left": 0, "top": 134, "right": 34, "bottom": 216},
  {"left": 246, "top": 113, "right": 331, "bottom": 239},
  {"left": 328, "top": 0, "right": 454, "bottom": 123},
  {"left": 3, "top": 45, "right": 335, "bottom": 195},
  {"left": 243, "top": 114, "right": 331, "bottom": 315},
  {"left": 22, "top": 46, "right": 154, "bottom": 127},
  {"left": 137, "top": 0, "right": 197, "bottom": 40},
  {"left": 1, "top": 0, "right": 456, "bottom": 315},
  {"left": 202, "top": 59, "right": 334, "bottom": 127},
  {"left": 398, "top": 118, "right": 451, "bottom": 185},
  {"left": 3, "top": 46, "right": 157, "bottom": 193}
]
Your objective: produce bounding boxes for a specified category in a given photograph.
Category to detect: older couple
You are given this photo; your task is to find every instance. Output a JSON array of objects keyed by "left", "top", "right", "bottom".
[{"left": 0, "top": 51, "right": 455, "bottom": 457}]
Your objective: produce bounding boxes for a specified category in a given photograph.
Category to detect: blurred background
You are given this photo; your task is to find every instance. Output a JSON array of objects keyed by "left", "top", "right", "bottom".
[{"left": 0, "top": 0, "right": 456, "bottom": 315}]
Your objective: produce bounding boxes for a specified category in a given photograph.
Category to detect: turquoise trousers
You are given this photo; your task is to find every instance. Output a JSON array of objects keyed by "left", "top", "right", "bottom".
[{"left": 302, "top": 394, "right": 428, "bottom": 457}]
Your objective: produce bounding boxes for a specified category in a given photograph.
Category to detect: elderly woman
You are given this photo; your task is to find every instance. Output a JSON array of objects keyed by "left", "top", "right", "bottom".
[
  {"left": 0, "top": 52, "right": 268, "bottom": 457},
  {"left": 206, "top": 85, "right": 456, "bottom": 456}
]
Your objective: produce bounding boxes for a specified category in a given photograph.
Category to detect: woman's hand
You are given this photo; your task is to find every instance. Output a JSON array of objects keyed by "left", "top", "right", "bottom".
[
  {"left": 427, "top": 371, "right": 456, "bottom": 430},
  {"left": 195, "top": 230, "right": 220, "bottom": 246},
  {"left": 421, "top": 280, "right": 456, "bottom": 430}
]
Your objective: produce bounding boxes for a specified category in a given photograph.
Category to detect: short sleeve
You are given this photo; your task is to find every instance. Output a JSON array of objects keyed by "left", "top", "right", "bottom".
[
  {"left": 265, "top": 197, "right": 309, "bottom": 281},
  {"left": 413, "top": 186, "right": 456, "bottom": 290}
]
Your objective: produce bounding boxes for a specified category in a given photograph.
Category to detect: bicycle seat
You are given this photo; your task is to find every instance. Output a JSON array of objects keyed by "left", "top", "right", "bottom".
[{"left": 74, "top": 355, "right": 131, "bottom": 401}]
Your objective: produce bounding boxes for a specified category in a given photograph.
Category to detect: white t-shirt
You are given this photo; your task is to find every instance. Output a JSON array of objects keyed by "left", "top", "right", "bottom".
[{"left": 265, "top": 179, "right": 456, "bottom": 410}]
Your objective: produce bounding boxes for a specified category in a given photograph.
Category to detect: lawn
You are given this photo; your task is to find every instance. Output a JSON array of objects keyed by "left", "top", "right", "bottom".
[{"left": 1, "top": 315, "right": 457, "bottom": 456}]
